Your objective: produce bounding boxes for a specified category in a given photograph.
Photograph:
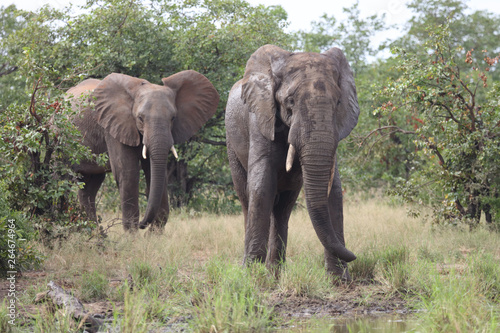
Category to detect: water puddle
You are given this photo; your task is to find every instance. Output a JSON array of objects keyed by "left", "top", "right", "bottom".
[{"left": 282, "top": 313, "right": 418, "bottom": 332}]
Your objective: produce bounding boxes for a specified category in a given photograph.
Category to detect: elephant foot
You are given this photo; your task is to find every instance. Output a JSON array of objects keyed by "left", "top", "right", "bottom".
[
  {"left": 123, "top": 221, "right": 140, "bottom": 232},
  {"left": 265, "top": 261, "right": 283, "bottom": 280},
  {"left": 327, "top": 260, "right": 352, "bottom": 284},
  {"left": 146, "top": 224, "right": 165, "bottom": 235}
]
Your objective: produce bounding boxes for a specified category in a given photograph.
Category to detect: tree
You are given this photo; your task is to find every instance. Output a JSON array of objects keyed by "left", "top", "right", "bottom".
[
  {"left": 295, "top": 1, "right": 387, "bottom": 74},
  {"left": 345, "top": 0, "right": 500, "bottom": 200},
  {"left": 396, "top": 0, "right": 500, "bottom": 78},
  {"left": 0, "top": 5, "right": 28, "bottom": 109},
  {"left": 372, "top": 22, "right": 500, "bottom": 224}
]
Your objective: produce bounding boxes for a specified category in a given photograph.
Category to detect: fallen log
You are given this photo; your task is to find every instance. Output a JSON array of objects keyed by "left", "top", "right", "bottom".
[{"left": 36, "top": 281, "right": 103, "bottom": 333}]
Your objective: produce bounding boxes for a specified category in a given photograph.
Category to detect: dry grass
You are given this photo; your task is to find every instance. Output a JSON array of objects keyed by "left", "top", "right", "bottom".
[{"left": 40, "top": 196, "right": 426, "bottom": 279}]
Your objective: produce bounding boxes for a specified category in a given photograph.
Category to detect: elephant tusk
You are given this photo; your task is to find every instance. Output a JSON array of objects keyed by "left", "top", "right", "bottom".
[
  {"left": 286, "top": 144, "right": 295, "bottom": 172},
  {"left": 142, "top": 145, "right": 147, "bottom": 159},
  {"left": 327, "top": 155, "right": 337, "bottom": 198},
  {"left": 171, "top": 146, "right": 179, "bottom": 160}
]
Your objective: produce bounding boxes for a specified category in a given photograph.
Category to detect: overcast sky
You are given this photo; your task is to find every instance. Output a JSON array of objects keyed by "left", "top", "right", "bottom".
[{"left": 8, "top": 0, "right": 500, "bottom": 40}]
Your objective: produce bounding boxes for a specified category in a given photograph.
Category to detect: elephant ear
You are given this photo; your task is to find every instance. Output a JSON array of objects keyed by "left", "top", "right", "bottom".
[
  {"left": 93, "top": 73, "right": 146, "bottom": 146},
  {"left": 162, "top": 70, "right": 220, "bottom": 144},
  {"left": 240, "top": 44, "right": 290, "bottom": 141},
  {"left": 323, "top": 47, "right": 360, "bottom": 140}
]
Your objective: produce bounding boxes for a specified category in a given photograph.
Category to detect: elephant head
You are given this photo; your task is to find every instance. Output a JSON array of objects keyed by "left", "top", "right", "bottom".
[
  {"left": 240, "top": 45, "right": 359, "bottom": 263},
  {"left": 93, "top": 70, "right": 219, "bottom": 229}
]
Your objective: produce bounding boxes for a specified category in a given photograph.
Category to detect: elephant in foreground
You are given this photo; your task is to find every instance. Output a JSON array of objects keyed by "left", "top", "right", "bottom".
[
  {"left": 67, "top": 71, "right": 219, "bottom": 231},
  {"left": 225, "top": 45, "right": 359, "bottom": 279}
]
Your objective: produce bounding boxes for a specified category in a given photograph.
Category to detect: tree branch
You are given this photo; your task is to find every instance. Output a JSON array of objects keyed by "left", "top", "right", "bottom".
[
  {"left": 200, "top": 138, "right": 226, "bottom": 146},
  {"left": 431, "top": 101, "right": 461, "bottom": 124},
  {"left": 428, "top": 144, "right": 446, "bottom": 167},
  {"left": 457, "top": 77, "right": 477, "bottom": 131},
  {"left": 29, "top": 77, "right": 43, "bottom": 124},
  {"left": 0, "top": 63, "right": 18, "bottom": 77},
  {"left": 360, "top": 126, "right": 416, "bottom": 147}
]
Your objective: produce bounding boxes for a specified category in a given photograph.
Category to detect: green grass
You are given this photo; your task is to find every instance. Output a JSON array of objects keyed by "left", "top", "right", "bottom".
[
  {"left": 190, "top": 257, "right": 275, "bottom": 332},
  {"left": 349, "top": 251, "right": 377, "bottom": 282},
  {"left": 415, "top": 267, "right": 500, "bottom": 332},
  {"left": 79, "top": 270, "right": 109, "bottom": 302},
  {"left": 2, "top": 197, "right": 499, "bottom": 332},
  {"left": 0, "top": 299, "right": 14, "bottom": 333},
  {"left": 110, "top": 290, "right": 150, "bottom": 333},
  {"left": 278, "top": 253, "right": 333, "bottom": 297}
]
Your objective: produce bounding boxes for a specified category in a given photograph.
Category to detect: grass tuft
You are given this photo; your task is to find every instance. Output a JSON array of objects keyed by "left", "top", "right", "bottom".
[
  {"left": 349, "top": 252, "right": 378, "bottom": 283},
  {"left": 79, "top": 270, "right": 109, "bottom": 302},
  {"left": 190, "top": 256, "right": 274, "bottom": 332},
  {"left": 378, "top": 246, "right": 410, "bottom": 292},
  {"left": 110, "top": 290, "right": 150, "bottom": 333},
  {"left": 0, "top": 299, "right": 14, "bottom": 333},
  {"left": 278, "top": 254, "right": 331, "bottom": 298},
  {"left": 416, "top": 271, "right": 500, "bottom": 332}
]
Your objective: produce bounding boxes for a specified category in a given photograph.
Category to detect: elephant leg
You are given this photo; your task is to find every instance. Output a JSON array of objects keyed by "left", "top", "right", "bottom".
[
  {"left": 326, "top": 162, "right": 351, "bottom": 281},
  {"left": 142, "top": 157, "right": 169, "bottom": 233},
  {"left": 106, "top": 135, "right": 141, "bottom": 231},
  {"left": 267, "top": 189, "right": 300, "bottom": 274},
  {"left": 77, "top": 173, "right": 106, "bottom": 222},
  {"left": 227, "top": 145, "right": 249, "bottom": 231},
  {"left": 245, "top": 158, "right": 276, "bottom": 264}
]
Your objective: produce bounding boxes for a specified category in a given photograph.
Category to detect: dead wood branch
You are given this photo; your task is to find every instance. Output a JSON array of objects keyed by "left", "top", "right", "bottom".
[{"left": 37, "top": 281, "right": 103, "bottom": 333}]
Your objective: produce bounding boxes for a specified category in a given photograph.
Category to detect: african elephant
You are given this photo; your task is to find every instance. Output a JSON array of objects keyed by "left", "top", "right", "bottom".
[
  {"left": 67, "top": 71, "right": 219, "bottom": 231},
  {"left": 225, "top": 45, "right": 359, "bottom": 279}
]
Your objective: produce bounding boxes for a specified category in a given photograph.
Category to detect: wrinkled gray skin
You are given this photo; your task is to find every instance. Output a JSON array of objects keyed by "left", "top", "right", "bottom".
[
  {"left": 67, "top": 71, "right": 219, "bottom": 231},
  {"left": 225, "top": 45, "right": 359, "bottom": 279}
]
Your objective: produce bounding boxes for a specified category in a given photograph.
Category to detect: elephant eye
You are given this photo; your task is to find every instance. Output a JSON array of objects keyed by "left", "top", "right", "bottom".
[
  {"left": 285, "top": 97, "right": 294, "bottom": 114},
  {"left": 138, "top": 115, "right": 144, "bottom": 123}
]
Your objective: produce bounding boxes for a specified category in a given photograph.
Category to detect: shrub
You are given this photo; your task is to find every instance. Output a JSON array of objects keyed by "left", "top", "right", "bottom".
[{"left": 0, "top": 187, "right": 43, "bottom": 276}]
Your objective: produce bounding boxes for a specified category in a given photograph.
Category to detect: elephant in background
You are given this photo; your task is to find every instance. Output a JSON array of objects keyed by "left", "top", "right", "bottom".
[
  {"left": 67, "top": 70, "right": 219, "bottom": 231},
  {"left": 225, "top": 45, "right": 359, "bottom": 279}
]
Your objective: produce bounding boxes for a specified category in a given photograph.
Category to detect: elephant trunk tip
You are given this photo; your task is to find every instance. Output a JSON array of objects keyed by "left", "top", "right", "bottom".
[
  {"left": 139, "top": 211, "right": 156, "bottom": 229},
  {"left": 329, "top": 241, "right": 356, "bottom": 263},
  {"left": 343, "top": 251, "right": 357, "bottom": 263}
]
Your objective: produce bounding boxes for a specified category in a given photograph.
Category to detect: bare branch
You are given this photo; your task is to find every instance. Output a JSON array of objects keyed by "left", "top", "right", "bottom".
[
  {"left": 360, "top": 126, "right": 416, "bottom": 148},
  {"left": 200, "top": 138, "right": 226, "bottom": 146},
  {"left": 0, "top": 63, "right": 18, "bottom": 77},
  {"left": 429, "top": 144, "right": 446, "bottom": 167},
  {"left": 457, "top": 77, "right": 477, "bottom": 131},
  {"left": 29, "top": 77, "right": 43, "bottom": 124},
  {"left": 431, "top": 101, "right": 460, "bottom": 124}
]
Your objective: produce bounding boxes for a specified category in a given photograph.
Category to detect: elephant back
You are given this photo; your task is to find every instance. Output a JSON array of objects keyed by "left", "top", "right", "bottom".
[{"left": 66, "top": 79, "right": 108, "bottom": 155}]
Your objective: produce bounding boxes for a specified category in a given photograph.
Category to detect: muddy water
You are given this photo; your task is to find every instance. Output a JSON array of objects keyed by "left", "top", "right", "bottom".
[{"left": 284, "top": 314, "right": 417, "bottom": 332}]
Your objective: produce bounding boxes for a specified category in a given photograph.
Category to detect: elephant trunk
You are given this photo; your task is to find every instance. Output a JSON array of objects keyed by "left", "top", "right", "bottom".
[
  {"left": 139, "top": 132, "right": 170, "bottom": 229},
  {"left": 300, "top": 141, "right": 356, "bottom": 263}
]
